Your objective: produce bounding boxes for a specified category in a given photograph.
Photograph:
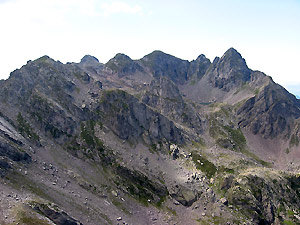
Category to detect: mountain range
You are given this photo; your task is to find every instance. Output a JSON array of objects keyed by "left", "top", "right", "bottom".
[{"left": 0, "top": 48, "right": 300, "bottom": 225}]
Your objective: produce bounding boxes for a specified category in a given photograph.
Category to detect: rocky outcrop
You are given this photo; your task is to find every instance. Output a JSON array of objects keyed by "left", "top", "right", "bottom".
[
  {"left": 170, "top": 184, "right": 199, "bottom": 207},
  {"left": 115, "top": 165, "right": 169, "bottom": 205},
  {"left": 140, "top": 50, "right": 190, "bottom": 84},
  {"left": 80, "top": 55, "right": 100, "bottom": 64},
  {"left": 221, "top": 169, "right": 300, "bottom": 225},
  {"left": 141, "top": 77, "right": 203, "bottom": 133},
  {"left": 0, "top": 139, "right": 31, "bottom": 163},
  {"left": 237, "top": 81, "right": 300, "bottom": 138},
  {"left": 30, "top": 202, "right": 83, "bottom": 225},
  {"left": 187, "top": 54, "right": 211, "bottom": 80},
  {"left": 106, "top": 53, "right": 144, "bottom": 76},
  {"left": 0, "top": 136, "right": 31, "bottom": 177},
  {"left": 207, "top": 48, "right": 251, "bottom": 91},
  {"left": 95, "top": 89, "right": 184, "bottom": 145}
]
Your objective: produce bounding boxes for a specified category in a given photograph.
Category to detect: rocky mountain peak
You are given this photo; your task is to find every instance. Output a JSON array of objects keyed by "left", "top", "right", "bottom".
[
  {"left": 106, "top": 53, "right": 144, "bottom": 76},
  {"left": 196, "top": 54, "right": 208, "bottom": 62},
  {"left": 222, "top": 47, "right": 241, "bottom": 58},
  {"left": 112, "top": 53, "right": 132, "bottom": 61},
  {"left": 188, "top": 54, "right": 211, "bottom": 79},
  {"left": 140, "top": 50, "right": 190, "bottom": 84},
  {"left": 207, "top": 48, "right": 251, "bottom": 90},
  {"left": 33, "top": 55, "right": 56, "bottom": 64},
  {"left": 219, "top": 48, "right": 250, "bottom": 74},
  {"left": 80, "top": 55, "right": 99, "bottom": 64}
]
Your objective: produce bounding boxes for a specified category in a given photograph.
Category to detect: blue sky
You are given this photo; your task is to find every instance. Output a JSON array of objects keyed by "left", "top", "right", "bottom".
[{"left": 0, "top": 0, "right": 299, "bottom": 97}]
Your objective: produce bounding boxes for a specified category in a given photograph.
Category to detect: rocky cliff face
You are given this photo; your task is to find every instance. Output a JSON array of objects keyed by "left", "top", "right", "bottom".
[
  {"left": 0, "top": 48, "right": 300, "bottom": 225},
  {"left": 95, "top": 89, "right": 184, "bottom": 144},
  {"left": 141, "top": 77, "right": 203, "bottom": 134},
  {"left": 187, "top": 54, "right": 211, "bottom": 80},
  {"left": 140, "top": 51, "right": 190, "bottom": 84},
  {"left": 207, "top": 48, "right": 251, "bottom": 91},
  {"left": 237, "top": 81, "right": 300, "bottom": 138}
]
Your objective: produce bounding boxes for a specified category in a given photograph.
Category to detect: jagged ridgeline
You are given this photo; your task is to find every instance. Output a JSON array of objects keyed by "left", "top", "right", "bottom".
[{"left": 0, "top": 48, "right": 300, "bottom": 225}]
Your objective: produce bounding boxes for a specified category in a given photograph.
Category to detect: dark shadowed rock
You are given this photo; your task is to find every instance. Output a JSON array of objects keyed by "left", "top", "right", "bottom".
[
  {"left": 170, "top": 185, "right": 199, "bottom": 207},
  {"left": 188, "top": 54, "right": 211, "bottom": 80},
  {"left": 30, "top": 202, "right": 83, "bottom": 225},
  {"left": 0, "top": 139, "right": 31, "bottom": 163},
  {"left": 207, "top": 48, "right": 251, "bottom": 91},
  {"left": 237, "top": 82, "right": 300, "bottom": 138},
  {"left": 140, "top": 50, "right": 190, "bottom": 84},
  {"left": 96, "top": 89, "right": 184, "bottom": 145}
]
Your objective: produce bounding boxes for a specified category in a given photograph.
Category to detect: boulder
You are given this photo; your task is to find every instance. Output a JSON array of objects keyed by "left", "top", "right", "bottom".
[{"left": 170, "top": 185, "right": 199, "bottom": 207}]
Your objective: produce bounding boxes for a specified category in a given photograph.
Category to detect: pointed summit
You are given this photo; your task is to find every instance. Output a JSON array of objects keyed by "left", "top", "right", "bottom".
[
  {"left": 140, "top": 50, "right": 190, "bottom": 84},
  {"left": 220, "top": 48, "right": 246, "bottom": 65},
  {"left": 80, "top": 55, "right": 99, "bottom": 64},
  {"left": 106, "top": 53, "right": 143, "bottom": 76},
  {"left": 220, "top": 47, "right": 249, "bottom": 71},
  {"left": 208, "top": 48, "right": 251, "bottom": 90},
  {"left": 112, "top": 53, "right": 132, "bottom": 61},
  {"left": 223, "top": 47, "right": 241, "bottom": 57},
  {"left": 196, "top": 54, "right": 208, "bottom": 61},
  {"left": 188, "top": 54, "right": 211, "bottom": 79},
  {"left": 142, "top": 50, "right": 173, "bottom": 59}
]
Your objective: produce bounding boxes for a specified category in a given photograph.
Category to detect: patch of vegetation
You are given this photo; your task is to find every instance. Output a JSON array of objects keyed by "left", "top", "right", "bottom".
[
  {"left": 46, "top": 123, "right": 66, "bottom": 139},
  {"left": 115, "top": 165, "right": 168, "bottom": 208},
  {"left": 17, "top": 210, "right": 51, "bottom": 225},
  {"left": 283, "top": 220, "right": 296, "bottom": 225},
  {"left": 6, "top": 171, "right": 53, "bottom": 201},
  {"left": 196, "top": 217, "right": 240, "bottom": 225},
  {"left": 190, "top": 79, "right": 196, "bottom": 85},
  {"left": 209, "top": 117, "right": 226, "bottom": 138},
  {"left": 80, "top": 120, "right": 105, "bottom": 153},
  {"left": 287, "top": 210, "right": 295, "bottom": 216},
  {"left": 191, "top": 152, "right": 217, "bottom": 178},
  {"left": 289, "top": 134, "right": 299, "bottom": 147},
  {"left": 99, "top": 90, "right": 131, "bottom": 114},
  {"left": 240, "top": 149, "right": 272, "bottom": 167},
  {"left": 277, "top": 204, "right": 285, "bottom": 216},
  {"left": 29, "top": 94, "right": 69, "bottom": 139},
  {"left": 210, "top": 216, "right": 229, "bottom": 225},
  {"left": 192, "top": 139, "right": 206, "bottom": 149},
  {"left": 218, "top": 165, "right": 235, "bottom": 174},
  {"left": 288, "top": 176, "right": 300, "bottom": 199},
  {"left": 165, "top": 206, "right": 177, "bottom": 216},
  {"left": 75, "top": 87, "right": 81, "bottom": 93},
  {"left": 99, "top": 213, "right": 113, "bottom": 225},
  {"left": 234, "top": 83, "right": 250, "bottom": 95},
  {"left": 211, "top": 123, "right": 246, "bottom": 152},
  {"left": 164, "top": 97, "right": 179, "bottom": 103},
  {"left": 16, "top": 112, "right": 40, "bottom": 142},
  {"left": 148, "top": 143, "right": 158, "bottom": 154},
  {"left": 65, "top": 135, "right": 81, "bottom": 154},
  {"left": 286, "top": 148, "right": 290, "bottom": 154},
  {"left": 112, "top": 199, "right": 131, "bottom": 215},
  {"left": 223, "top": 126, "right": 246, "bottom": 150}
]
